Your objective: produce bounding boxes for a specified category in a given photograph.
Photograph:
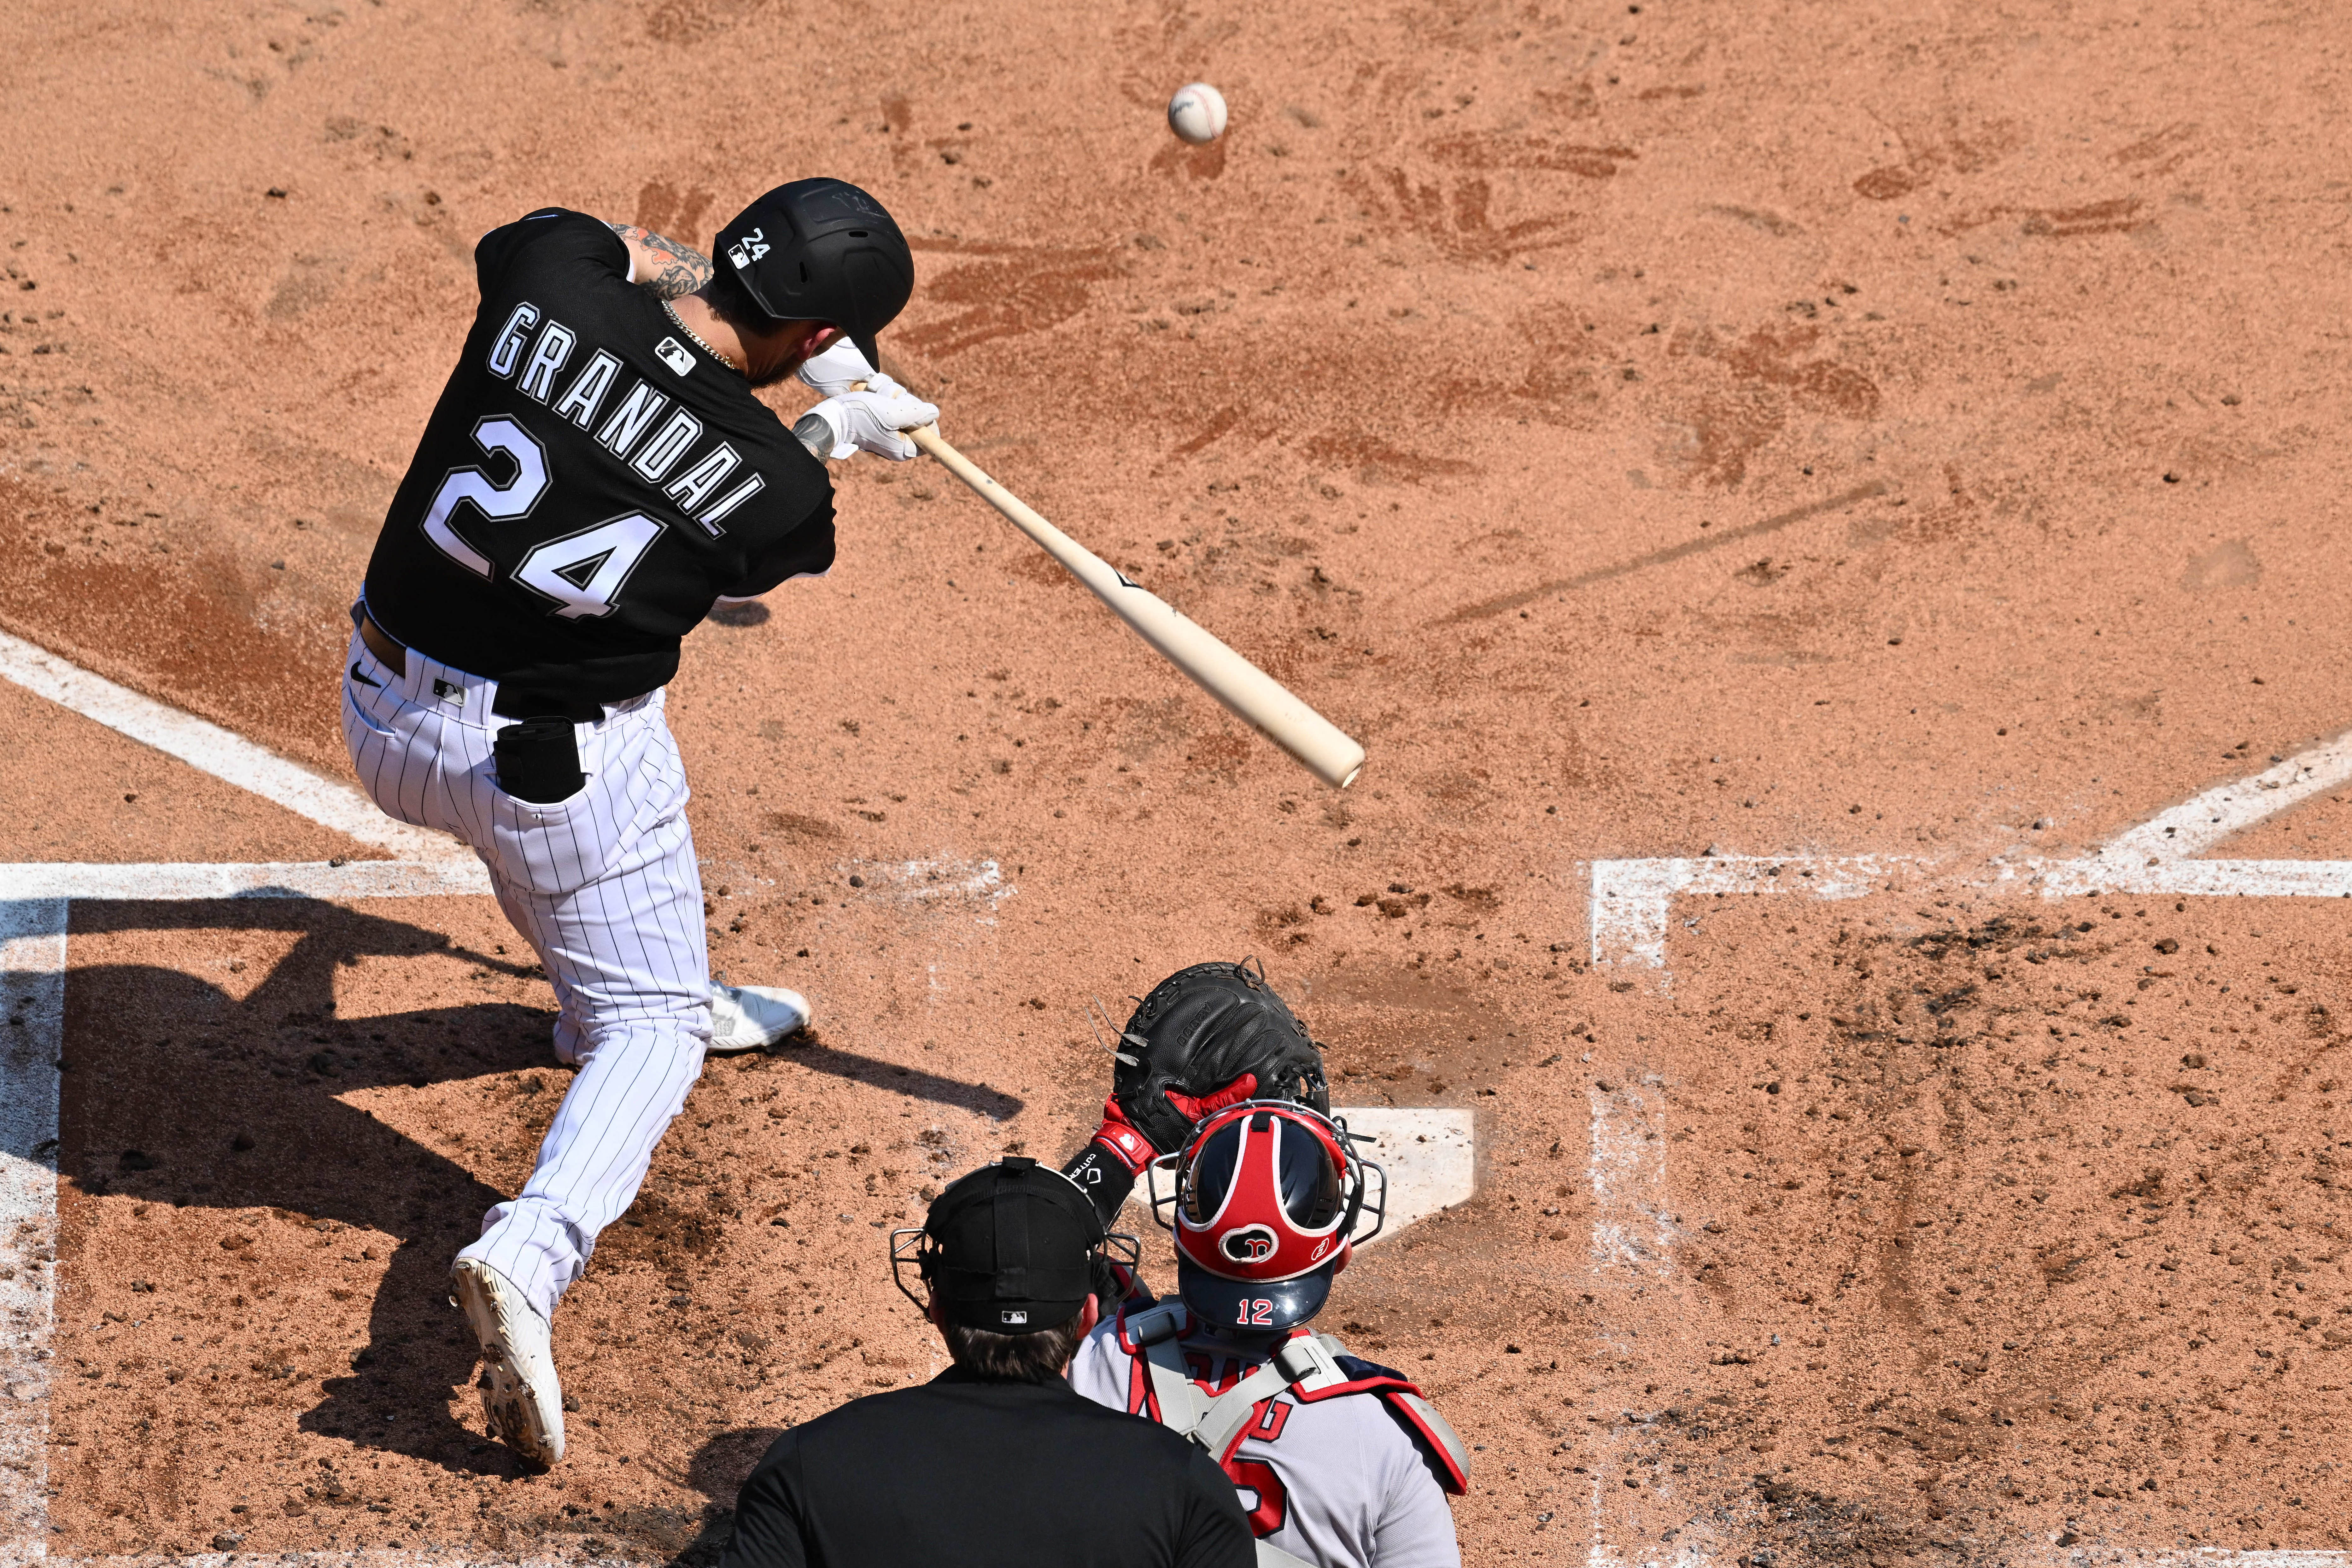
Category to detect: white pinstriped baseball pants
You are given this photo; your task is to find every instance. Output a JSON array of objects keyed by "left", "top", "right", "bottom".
[{"left": 340, "top": 618, "right": 709, "bottom": 1322}]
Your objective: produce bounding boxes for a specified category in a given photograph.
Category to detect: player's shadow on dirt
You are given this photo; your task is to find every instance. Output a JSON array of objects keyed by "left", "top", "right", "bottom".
[
  {"left": 56, "top": 899, "right": 566, "bottom": 1478},
  {"left": 522, "top": 1421, "right": 779, "bottom": 1563},
  {"left": 47, "top": 898, "right": 1024, "bottom": 1481},
  {"left": 774, "top": 1035, "right": 1023, "bottom": 1120}
]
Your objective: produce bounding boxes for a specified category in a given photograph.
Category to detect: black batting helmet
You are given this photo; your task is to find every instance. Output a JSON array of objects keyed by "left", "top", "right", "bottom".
[{"left": 715, "top": 178, "right": 914, "bottom": 369}]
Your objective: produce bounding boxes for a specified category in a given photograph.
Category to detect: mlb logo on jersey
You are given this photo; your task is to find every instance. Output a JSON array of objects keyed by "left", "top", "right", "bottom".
[{"left": 655, "top": 338, "right": 695, "bottom": 377}]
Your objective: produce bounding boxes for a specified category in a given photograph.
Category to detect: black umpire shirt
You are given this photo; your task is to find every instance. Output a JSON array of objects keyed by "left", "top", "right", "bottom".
[
  {"left": 364, "top": 208, "right": 836, "bottom": 716},
  {"left": 720, "top": 1368, "right": 1255, "bottom": 1568}
]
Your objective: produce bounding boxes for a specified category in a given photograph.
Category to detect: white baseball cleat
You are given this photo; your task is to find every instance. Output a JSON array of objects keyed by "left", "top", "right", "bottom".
[
  {"left": 708, "top": 982, "right": 813, "bottom": 1052},
  {"left": 451, "top": 1258, "right": 565, "bottom": 1466}
]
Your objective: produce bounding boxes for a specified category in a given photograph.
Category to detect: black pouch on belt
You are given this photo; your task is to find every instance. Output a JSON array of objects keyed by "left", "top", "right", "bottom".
[{"left": 492, "top": 716, "right": 586, "bottom": 803}]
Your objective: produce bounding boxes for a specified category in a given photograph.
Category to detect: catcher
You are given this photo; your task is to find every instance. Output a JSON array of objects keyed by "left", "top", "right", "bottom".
[{"left": 1056, "top": 963, "right": 1469, "bottom": 1568}]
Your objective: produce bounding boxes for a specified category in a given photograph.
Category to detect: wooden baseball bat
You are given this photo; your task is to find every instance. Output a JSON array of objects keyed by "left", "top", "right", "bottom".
[{"left": 906, "top": 423, "right": 1366, "bottom": 789}]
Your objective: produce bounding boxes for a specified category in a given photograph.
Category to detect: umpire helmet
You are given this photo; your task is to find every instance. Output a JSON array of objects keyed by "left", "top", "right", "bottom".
[
  {"left": 1151, "top": 1101, "right": 1386, "bottom": 1333},
  {"left": 890, "top": 1157, "right": 1139, "bottom": 1334},
  {"left": 715, "top": 178, "right": 914, "bottom": 369}
]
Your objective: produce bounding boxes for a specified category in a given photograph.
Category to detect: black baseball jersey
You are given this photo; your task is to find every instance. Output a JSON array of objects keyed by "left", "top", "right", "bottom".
[{"left": 363, "top": 208, "right": 835, "bottom": 716}]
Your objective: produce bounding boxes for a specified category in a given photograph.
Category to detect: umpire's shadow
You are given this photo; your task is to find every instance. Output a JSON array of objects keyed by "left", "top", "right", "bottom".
[
  {"left": 57, "top": 899, "right": 557, "bottom": 1476},
  {"left": 649, "top": 1425, "right": 788, "bottom": 1567}
]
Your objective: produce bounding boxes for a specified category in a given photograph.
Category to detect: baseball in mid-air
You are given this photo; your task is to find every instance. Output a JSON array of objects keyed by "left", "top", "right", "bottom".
[{"left": 1167, "top": 82, "right": 1228, "bottom": 145}]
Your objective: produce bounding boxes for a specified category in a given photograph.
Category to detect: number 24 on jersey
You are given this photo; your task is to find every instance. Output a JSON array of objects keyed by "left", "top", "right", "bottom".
[{"left": 421, "top": 414, "right": 663, "bottom": 621}]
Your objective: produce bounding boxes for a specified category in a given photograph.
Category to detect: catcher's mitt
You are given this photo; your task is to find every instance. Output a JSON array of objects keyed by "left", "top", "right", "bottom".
[{"left": 1108, "top": 959, "right": 1330, "bottom": 1155}]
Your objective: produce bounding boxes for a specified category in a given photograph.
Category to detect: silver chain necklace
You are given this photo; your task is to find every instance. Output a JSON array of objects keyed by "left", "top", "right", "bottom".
[{"left": 662, "top": 299, "right": 741, "bottom": 371}]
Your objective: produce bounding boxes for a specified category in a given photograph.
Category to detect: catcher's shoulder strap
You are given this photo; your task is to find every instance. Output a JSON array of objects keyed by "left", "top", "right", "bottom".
[
  {"left": 1123, "top": 1309, "right": 1339, "bottom": 1568},
  {"left": 1121, "top": 1309, "right": 1467, "bottom": 1494},
  {"left": 1126, "top": 1303, "right": 1249, "bottom": 1443},
  {"left": 1378, "top": 1387, "right": 1471, "bottom": 1496},
  {"left": 1127, "top": 1306, "right": 1332, "bottom": 1450}
]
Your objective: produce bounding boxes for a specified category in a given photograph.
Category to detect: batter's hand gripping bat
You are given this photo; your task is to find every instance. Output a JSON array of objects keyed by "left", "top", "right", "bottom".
[{"left": 903, "top": 421, "right": 1367, "bottom": 789}]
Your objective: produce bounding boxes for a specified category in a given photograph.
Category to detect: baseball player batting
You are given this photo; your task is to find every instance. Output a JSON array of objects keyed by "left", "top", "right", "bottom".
[{"left": 341, "top": 178, "right": 938, "bottom": 1466}]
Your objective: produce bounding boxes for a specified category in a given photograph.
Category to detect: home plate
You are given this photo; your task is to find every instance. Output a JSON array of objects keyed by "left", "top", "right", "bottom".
[{"left": 1336, "top": 1107, "right": 1476, "bottom": 1244}]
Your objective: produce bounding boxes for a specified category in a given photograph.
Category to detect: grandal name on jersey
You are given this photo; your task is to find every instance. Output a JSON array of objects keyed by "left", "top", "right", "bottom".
[
  {"left": 366, "top": 208, "right": 832, "bottom": 712},
  {"left": 472, "top": 298, "right": 766, "bottom": 545}
]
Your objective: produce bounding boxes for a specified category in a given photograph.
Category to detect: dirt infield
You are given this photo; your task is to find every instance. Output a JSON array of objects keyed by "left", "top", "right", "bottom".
[
  {"left": 7, "top": 0, "right": 2352, "bottom": 1560},
  {"left": 1594, "top": 892, "right": 2350, "bottom": 1557}
]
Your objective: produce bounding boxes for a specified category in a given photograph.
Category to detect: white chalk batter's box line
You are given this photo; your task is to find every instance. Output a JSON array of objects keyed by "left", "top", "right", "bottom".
[
  {"left": 1588, "top": 724, "right": 2352, "bottom": 976},
  {"left": 1581, "top": 726, "right": 2352, "bottom": 1568},
  {"left": 0, "top": 621, "right": 511, "bottom": 1565}
]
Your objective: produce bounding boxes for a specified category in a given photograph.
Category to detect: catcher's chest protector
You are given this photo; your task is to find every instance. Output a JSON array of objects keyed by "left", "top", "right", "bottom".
[{"left": 1117, "top": 1303, "right": 1471, "bottom": 1567}]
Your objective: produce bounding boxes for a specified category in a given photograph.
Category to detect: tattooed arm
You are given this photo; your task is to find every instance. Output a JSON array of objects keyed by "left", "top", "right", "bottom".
[{"left": 605, "top": 222, "right": 713, "bottom": 300}]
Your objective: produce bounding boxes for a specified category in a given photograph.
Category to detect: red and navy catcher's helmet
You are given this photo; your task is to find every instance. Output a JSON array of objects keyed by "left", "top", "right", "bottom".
[{"left": 1149, "top": 1101, "right": 1386, "bottom": 1332}]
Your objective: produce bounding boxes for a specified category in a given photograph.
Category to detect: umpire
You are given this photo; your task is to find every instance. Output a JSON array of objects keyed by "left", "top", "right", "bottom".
[{"left": 721, "top": 1159, "right": 1254, "bottom": 1568}]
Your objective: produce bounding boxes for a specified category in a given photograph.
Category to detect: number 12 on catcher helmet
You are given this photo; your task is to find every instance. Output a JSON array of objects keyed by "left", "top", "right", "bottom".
[{"left": 1145, "top": 1101, "right": 1387, "bottom": 1333}]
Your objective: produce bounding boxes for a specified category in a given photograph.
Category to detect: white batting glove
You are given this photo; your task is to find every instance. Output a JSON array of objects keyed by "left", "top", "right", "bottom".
[
  {"left": 801, "top": 387, "right": 939, "bottom": 462},
  {"left": 796, "top": 338, "right": 900, "bottom": 398}
]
